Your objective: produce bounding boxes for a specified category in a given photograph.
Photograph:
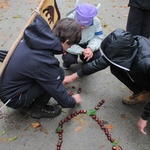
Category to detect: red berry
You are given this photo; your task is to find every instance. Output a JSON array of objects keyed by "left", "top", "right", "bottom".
[
  {"left": 97, "top": 104, "right": 101, "bottom": 107},
  {"left": 76, "top": 111, "right": 80, "bottom": 114},
  {"left": 64, "top": 118, "right": 68, "bottom": 122},
  {"left": 110, "top": 138, "right": 115, "bottom": 143},
  {"left": 59, "top": 122, "right": 63, "bottom": 126},
  {"left": 69, "top": 91, "right": 74, "bottom": 96},
  {"left": 95, "top": 106, "right": 99, "bottom": 110},
  {"left": 71, "top": 114, "right": 74, "bottom": 118},
  {"left": 78, "top": 87, "right": 82, "bottom": 91},
  {"left": 57, "top": 146, "right": 61, "bottom": 150},
  {"left": 104, "top": 128, "right": 108, "bottom": 133},
  {"left": 58, "top": 133, "right": 63, "bottom": 137},
  {"left": 80, "top": 110, "right": 86, "bottom": 114},
  {"left": 74, "top": 112, "right": 78, "bottom": 116},
  {"left": 101, "top": 125, "right": 104, "bottom": 130},
  {"left": 92, "top": 115, "right": 96, "bottom": 119},
  {"left": 59, "top": 139, "right": 63, "bottom": 144},
  {"left": 99, "top": 101, "right": 103, "bottom": 105},
  {"left": 107, "top": 135, "right": 111, "bottom": 140},
  {"left": 112, "top": 146, "right": 117, "bottom": 150},
  {"left": 67, "top": 115, "right": 72, "bottom": 120},
  {"left": 82, "top": 110, "right": 87, "bottom": 114},
  {"left": 77, "top": 90, "right": 81, "bottom": 94},
  {"left": 77, "top": 87, "right": 82, "bottom": 93},
  {"left": 60, "top": 130, "right": 64, "bottom": 134},
  {"left": 101, "top": 99, "right": 105, "bottom": 103},
  {"left": 57, "top": 142, "right": 61, "bottom": 147}
]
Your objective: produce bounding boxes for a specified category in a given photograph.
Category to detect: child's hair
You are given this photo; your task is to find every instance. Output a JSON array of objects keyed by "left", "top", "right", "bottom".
[{"left": 52, "top": 18, "right": 81, "bottom": 45}]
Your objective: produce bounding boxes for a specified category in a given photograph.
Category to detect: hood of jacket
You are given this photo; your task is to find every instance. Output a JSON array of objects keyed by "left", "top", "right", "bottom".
[
  {"left": 24, "top": 15, "right": 62, "bottom": 54},
  {"left": 101, "top": 29, "right": 138, "bottom": 71}
]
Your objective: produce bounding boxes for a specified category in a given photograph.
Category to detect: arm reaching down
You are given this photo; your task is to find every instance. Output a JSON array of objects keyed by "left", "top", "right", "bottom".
[{"left": 63, "top": 73, "right": 79, "bottom": 85}]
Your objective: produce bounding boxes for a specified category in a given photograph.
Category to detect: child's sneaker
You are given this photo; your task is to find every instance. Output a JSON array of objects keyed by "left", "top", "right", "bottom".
[
  {"left": 31, "top": 104, "right": 61, "bottom": 119},
  {"left": 62, "top": 62, "right": 70, "bottom": 70}
]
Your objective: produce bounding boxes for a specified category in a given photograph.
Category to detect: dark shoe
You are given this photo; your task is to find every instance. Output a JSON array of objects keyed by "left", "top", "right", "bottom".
[
  {"left": 122, "top": 90, "right": 150, "bottom": 105},
  {"left": 31, "top": 104, "right": 62, "bottom": 119},
  {"left": 62, "top": 62, "right": 70, "bottom": 70}
]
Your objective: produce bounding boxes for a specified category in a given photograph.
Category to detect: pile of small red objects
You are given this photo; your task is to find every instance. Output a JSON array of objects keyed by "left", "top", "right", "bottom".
[
  {"left": 68, "top": 86, "right": 82, "bottom": 96},
  {"left": 56, "top": 86, "right": 122, "bottom": 150}
]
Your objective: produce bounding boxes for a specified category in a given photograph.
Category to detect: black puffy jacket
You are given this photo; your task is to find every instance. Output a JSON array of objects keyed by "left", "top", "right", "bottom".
[
  {"left": 78, "top": 29, "right": 150, "bottom": 80},
  {"left": 77, "top": 28, "right": 150, "bottom": 120},
  {"left": 128, "top": 0, "right": 150, "bottom": 10}
]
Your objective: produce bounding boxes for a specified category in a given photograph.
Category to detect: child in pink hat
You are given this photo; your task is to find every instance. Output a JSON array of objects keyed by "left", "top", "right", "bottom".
[{"left": 62, "top": 3, "right": 103, "bottom": 69}]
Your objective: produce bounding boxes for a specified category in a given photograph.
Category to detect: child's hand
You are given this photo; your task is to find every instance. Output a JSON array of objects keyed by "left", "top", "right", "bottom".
[
  {"left": 72, "top": 94, "right": 82, "bottom": 104},
  {"left": 63, "top": 73, "right": 79, "bottom": 85},
  {"left": 137, "top": 117, "right": 148, "bottom": 135},
  {"left": 83, "top": 48, "right": 93, "bottom": 61}
]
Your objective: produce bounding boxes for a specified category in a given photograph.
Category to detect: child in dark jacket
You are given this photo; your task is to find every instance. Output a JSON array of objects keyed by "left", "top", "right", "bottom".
[
  {"left": 63, "top": 29, "right": 150, "bottom": 135},
  {"left": 0, "top": 15, "right": 82, "bottom": 119}
]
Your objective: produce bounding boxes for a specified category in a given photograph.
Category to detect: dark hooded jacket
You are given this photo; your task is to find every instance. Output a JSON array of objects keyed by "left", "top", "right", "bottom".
[
  {"left": 128, "top": 0, "right": 150, "bottom": 11},
  {"left": 0, "top": 15, "right": 76, "bottom": 108},
  {"left": 77, "top": 29, "right": 150, "bottom": 120}
]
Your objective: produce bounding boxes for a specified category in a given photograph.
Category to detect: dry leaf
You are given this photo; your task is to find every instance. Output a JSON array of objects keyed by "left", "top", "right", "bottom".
[
  {"left": 31, "top": 122, "right": 41, "bottom": 128},
  {"left": 106, "top": 124, "right": 115, "bottom": 131},
  {"left": 74, "top": 126, "right": 83, "bottom": 132},
  {"left": 0, "top": 137, "right": 7, "bottom": 142},
  {"left": 120, "top": 114, "right": 127, "bottom": 119},
  {"left": 0, "top": 1, "right": 9, "bottom": 9}
]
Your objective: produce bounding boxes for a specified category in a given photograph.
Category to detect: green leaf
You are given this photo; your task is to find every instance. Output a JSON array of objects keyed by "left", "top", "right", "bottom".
[
  {"left": 87, "top": 109, "right": 96, "bottom": 116},
  {"left": 56, "top": 127, "right": 62, "bottom": 133},
  {"left": 8, "top": 136, "right": 18, "bottom": 141},
  {"left": 2, "top": 130, "right": 6, "bottom": 135},
  {"left": 12, "top": 15, "right": 22, "bottom": 19},
  {"left": 112, "top": 139, "right": 119, "bottom": 146}
]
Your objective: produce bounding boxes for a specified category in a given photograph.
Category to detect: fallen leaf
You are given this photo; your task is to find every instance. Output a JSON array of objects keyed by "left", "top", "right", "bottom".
[
  {"left": 99, "top": 145, "right": 105, "bottom": 148},
  {"left": 8, "top": 136, "right": 18, "bottom": 141},
  {"left": 106, "top": 124, "right": 115, "bottom": 130},
  {"left": 120, "top": 114, "right": 127, "bottom": 119},
  {"left": 0, "top": 137, "right": 7, "bottom": 142},
  {"left": 62, "top": 109, "right": 67, "bottom": 113},
  {"left": 0, "top": 1, "right": 9, "bottom": 9},
  {"left": 87, "top": 109, "right": 96, "bottom": 116},
  {"left": 56, "top": 127, "right": 63, "bottom": 133},
  {"left": 74, "top": 126, "right": 83, "bottom": 132},
  {"left": 2, "top": 130, "right": 6, "bottom": 135},
  {"left": 13, "top": 15, "right": 22, "bottom": 19},
  {"left": 112, "top": 139, "right": 119, "bottom": 147},
  {"left": 31, "top": 122, "right": 41, "bottom": 128}
]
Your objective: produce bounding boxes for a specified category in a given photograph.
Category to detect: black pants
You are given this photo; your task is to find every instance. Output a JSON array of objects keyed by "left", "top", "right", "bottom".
[
  {"left": 110, "top": 65, "right": 143, "bottom": 94},
  {"left": 126, "top": 6, "right": 150, "bottom": 38},
  {"left": 6, "top": 67, "right": 64, "bottom": 109},
  {"left": 62, "top": 50, "right": 101, "bottom": 66}
]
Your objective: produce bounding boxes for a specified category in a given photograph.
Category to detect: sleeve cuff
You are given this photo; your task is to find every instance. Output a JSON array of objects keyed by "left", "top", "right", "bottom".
[
  {"left": 141, "top": 111, "right": 150, "bottom": 120},
  {"left": 77, "top": 69, "right": 86, "bottom": 78}
]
